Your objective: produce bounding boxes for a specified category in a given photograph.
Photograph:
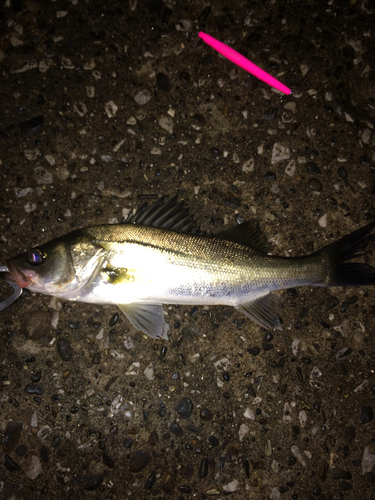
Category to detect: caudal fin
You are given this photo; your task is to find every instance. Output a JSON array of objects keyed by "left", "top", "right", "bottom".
[{"left": 319, "top": 222, "right": 375, "bottom": 287}]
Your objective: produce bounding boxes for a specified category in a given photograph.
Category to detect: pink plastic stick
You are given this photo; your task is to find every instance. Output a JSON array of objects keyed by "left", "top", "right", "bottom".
[{"left": 199, "top": 31, "right": 291, "bottom": 95}]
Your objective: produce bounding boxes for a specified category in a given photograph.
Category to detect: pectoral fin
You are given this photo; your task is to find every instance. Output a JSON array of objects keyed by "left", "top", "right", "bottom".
[
  {"left": 118, "top": 303, "right": 168, "bottom": 340},
  {"left": 237, "top": 293, "right": 282, "bottom": 330}
]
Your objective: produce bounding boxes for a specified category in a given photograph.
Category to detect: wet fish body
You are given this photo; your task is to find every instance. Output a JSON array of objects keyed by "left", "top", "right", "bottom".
[{"left": 2, "top": 197, "right": 375, "bottom": 339}]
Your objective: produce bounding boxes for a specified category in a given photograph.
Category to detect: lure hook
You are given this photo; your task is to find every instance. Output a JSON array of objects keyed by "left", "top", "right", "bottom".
[{"left": 0, "top": 266, "right": 23, "bottom": 311}]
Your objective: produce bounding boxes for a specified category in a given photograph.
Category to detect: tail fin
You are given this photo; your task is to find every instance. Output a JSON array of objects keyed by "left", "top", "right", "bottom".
[{"left": 319, "top": 222, "right": 375, "bottom": 287}]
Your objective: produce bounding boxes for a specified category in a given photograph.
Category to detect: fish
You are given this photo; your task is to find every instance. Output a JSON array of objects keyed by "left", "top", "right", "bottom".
[{"left": 1, "top": 196, "right": 375, "bottom": 339}]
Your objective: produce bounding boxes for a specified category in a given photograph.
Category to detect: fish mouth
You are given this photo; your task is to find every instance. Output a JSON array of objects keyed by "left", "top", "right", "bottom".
[{"left": 6, "top": 260, "right": 37, "bottom": 289}]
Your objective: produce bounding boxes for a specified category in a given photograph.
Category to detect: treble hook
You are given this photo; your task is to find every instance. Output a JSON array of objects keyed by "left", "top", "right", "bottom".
[{"left": 0, "top": 266, "right": 23, "bottom": 311}]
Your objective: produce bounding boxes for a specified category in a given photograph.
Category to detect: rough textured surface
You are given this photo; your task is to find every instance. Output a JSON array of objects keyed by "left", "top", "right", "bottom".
[{"left": 1, "top": 1, "right": 375, "bottom": 499}]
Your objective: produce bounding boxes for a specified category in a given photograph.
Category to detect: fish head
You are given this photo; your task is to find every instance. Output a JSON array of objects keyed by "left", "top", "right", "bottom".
[
  {"left": 6, "top": 232, "right": 105, "bottom": 299},
  {"left": 6, "top": 238, "right": 76, "bottom": 295}
]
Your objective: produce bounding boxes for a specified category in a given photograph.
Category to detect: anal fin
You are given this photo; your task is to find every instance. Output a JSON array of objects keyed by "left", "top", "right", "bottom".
[
  {"left": 118, "top": 303, "right": 168, "bottom": 340},
  {"left": 237, "top": 293, "right": 282, "bottom": 330}
]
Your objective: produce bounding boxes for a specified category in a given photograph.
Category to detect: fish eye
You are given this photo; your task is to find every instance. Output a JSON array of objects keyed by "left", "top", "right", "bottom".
[{"left": 27, "top": 248, "right": 47, "bottom": 266}]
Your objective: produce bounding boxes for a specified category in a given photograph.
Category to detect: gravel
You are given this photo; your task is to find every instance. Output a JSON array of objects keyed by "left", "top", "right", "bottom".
[{"left": 0, "top": 0, "right": 374, "bottom": 498}]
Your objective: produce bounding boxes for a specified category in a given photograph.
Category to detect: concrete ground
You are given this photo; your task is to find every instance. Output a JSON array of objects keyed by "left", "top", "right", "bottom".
[{"left": 0, "top": 0, "right": 374, "bottom": 499}]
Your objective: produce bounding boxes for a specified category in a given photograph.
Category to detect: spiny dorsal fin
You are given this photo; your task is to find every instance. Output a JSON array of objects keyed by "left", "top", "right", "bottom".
[
  {"left": 216, "top": 220, "right": 269, "bottom": 254},
  {"left": 124, "top": 196, "right": 207, "bottom": 235}
]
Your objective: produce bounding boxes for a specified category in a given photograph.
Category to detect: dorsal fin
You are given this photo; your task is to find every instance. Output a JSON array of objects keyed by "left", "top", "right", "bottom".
[
  {"left": 216, "top": 220, "right": 269, "bottom": 254},
  {"left": 124, "top": 196, "right": 207, "bottom": 235}
]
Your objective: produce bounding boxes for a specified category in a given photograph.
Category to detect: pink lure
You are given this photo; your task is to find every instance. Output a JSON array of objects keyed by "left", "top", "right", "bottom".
[{"left": 199, "top": 31, "right": 291, "bottom": 95}]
